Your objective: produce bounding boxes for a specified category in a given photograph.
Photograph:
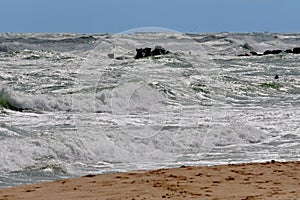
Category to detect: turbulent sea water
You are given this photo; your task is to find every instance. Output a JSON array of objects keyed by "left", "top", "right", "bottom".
[{"left": 0, "top": 31, "right": 300, "bottom": 187}]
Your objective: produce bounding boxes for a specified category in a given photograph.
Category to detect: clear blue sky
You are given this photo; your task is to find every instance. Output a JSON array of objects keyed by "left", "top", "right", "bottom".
[{"left": 0, "top": 0, "right": 299, "bottom": 33}]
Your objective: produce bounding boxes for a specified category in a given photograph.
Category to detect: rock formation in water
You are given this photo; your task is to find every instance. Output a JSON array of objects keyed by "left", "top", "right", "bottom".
[
  {"left": 238, "top": 47, "right": 300, "bottom": 57},
  {"left": 135, "top": 46, "right": 170, "bottom": 59}
]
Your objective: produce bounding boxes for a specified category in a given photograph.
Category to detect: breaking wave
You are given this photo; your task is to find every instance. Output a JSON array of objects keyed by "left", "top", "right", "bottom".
[{"left": 0, "top": 86, "right": 71, "bottom": 112}]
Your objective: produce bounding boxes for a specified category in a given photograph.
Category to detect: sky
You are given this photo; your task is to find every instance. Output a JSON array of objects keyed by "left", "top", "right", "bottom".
[{"left": 0, "top": 0, "right": 299, "bottom": 33}]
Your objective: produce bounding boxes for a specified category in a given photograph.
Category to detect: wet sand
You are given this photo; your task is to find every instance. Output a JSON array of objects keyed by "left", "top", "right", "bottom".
[{"left": 0, "top": 161, "right": 299, "bottom": 200}]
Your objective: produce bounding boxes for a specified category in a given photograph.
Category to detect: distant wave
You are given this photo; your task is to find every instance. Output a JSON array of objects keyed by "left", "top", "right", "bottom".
[
  {"left": 1, "top": 32, "right": 300, "bottom": 55},
  {"left": 0, "top": 44, "right": 9, "bottom": 52},
  {"left": 0, "top": 34, "right": 101, "bottom": 52},
  {"left": 0, "top": 34, "right": 98, "bottom": 44}
]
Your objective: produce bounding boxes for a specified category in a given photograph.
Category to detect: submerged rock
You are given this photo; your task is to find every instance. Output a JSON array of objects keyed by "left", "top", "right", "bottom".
[
  {"left": 107, "top": 53, "right": 114, "bottom": 59},
  {"left": 260, "top": 82, "right": 281, "bottom": 89}
]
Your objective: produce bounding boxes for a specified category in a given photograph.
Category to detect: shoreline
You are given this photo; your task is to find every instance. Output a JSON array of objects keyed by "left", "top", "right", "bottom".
[{"left": 0, "top": 161, "right": 299, "bottom": 200}]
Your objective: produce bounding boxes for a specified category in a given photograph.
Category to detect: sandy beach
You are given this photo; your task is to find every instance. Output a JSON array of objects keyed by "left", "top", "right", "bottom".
[{"left": 0, "top": 161, "right": 299, "bottom": 200}]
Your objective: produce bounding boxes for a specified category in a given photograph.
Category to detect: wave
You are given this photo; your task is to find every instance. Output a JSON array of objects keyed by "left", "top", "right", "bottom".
[
  {"left": 0, "top": 86, "right": 71, "bottom": 112},
  {"left": 1, "top": 32, "right": 300, "bottom": 184},
  {"left": 0, "top": 34, "right": 98, "bottom": 45},
  {"left": 0, "top": 118, "right": 268, "bottom": 174},
  {"left": 0, "top": 44, "right": 10, "bottom": 52},
  {"left": 6, "top": 120, "right": 269, "bottom": 174},
  {"left": 1, "top": 32, "right": 300, "bottom": 55},
  {"left": 0, "top": 87, "right": 24, "bottom": 111},
  {"left": 0, "top": 33, "right": 102, "bottom": 53}
]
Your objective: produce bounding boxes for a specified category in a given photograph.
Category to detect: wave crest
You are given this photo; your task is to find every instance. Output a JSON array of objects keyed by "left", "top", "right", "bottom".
[{"left": 0, "top": 86, "right": 71, "bottom": 112}]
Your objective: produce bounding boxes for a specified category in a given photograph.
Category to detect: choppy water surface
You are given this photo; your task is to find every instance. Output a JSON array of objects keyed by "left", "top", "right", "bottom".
[{"left": 0, "top": 32, "right": 300, "bottom": 187}]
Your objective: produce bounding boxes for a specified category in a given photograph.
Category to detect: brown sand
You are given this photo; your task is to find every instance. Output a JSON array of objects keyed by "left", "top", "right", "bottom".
[{"left": 0, "top": 161, "right": 299, "bottom": 200}]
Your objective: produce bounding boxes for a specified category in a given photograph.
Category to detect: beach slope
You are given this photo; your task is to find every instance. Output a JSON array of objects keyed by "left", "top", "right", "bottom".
[{"left": 0, "top": 161, "right": 299, "bottom": 200}]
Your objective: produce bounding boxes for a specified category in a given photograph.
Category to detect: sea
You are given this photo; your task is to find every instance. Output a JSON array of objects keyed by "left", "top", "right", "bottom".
[{"left": 1, "top": 29, "right": 300, "bottom": 187}]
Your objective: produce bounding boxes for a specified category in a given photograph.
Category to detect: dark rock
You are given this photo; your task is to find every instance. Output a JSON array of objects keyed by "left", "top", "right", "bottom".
[
  {"left": 284, "top": 49, "right": 293, "bottom": 53},
  {"left": 250, "top": 51, "right": 258, "bottom": 56},
  {"left": 238, "top": 51, "right": 263, "bottom": 57},
  {"left": 107, "top": 53, "right": 114, "bottom": 59},
  {"left": 263, "top": 50, "right": 272, "bottom": 55},
  {"left": 238, "top": 47, "right": 300, "bottom": 57},
  {"left": 84, "top": 174, "right": 96, "bottom": 178},
  {"left": 144, "top": 47, "right": 152, "bottom": 57},
  {"left": 238, "top": 53, "right": 251, "bottom": 57},
  {"left": 274, "top": 74, "right": 279, "bottom": 79},
  {"left": 115, "top": 56, "right": 131, "bottom": 60},
  {"left": 135, "top": 48, "right": 144, "bottom": 59},
  {"left": 272, "top": 49, "right": 283, "bottom": 54},
  {"left": 135, "top": 48, "right": 152, "bottom": 59},
  {"left": 135, "top": 46, "right": 170, "bottom": 59},
  {"left": 151, "top": 46, "right": 169, "bottom": 56},
  {"left": 263, "top": 49, "right": 282, "bottom": 55},
  {"left": 293, "top": 47, "right": 300, "bottom": 54}
]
